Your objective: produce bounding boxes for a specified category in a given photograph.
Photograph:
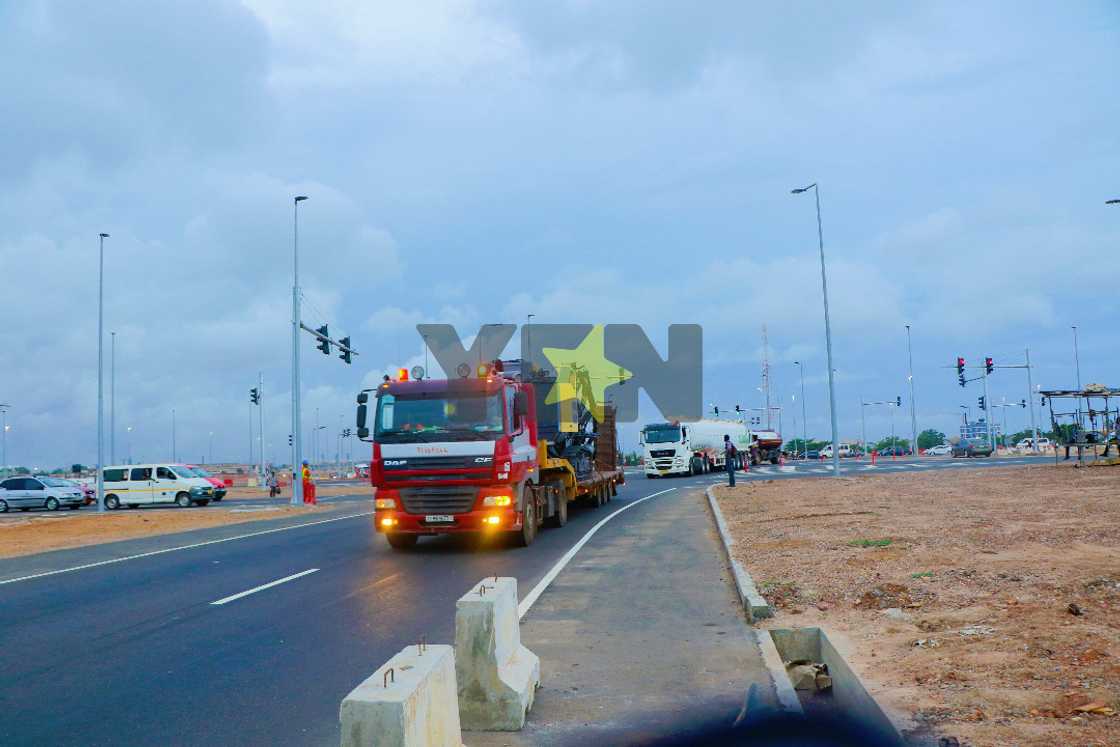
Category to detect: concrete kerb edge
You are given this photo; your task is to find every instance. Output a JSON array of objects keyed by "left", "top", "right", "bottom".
[
  {"left": 754, "top": 629, "right": 804, "bottom": 716},
  {"left": 703, "top": 485, "right": 772, "bottom": 621}
]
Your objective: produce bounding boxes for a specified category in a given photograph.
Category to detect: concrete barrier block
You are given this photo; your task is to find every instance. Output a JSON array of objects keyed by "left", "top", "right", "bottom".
[
  {"left": 455, "top": 577, "right": 540, "bottom": 730},
  {"left": 340, "top": 643, "right": 462, "bottom": 747}
]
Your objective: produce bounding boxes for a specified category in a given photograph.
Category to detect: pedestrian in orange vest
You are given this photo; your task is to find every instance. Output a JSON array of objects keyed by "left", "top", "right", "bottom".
[{"left": 301, "top": 460, "right": 317, "bottom": 505}]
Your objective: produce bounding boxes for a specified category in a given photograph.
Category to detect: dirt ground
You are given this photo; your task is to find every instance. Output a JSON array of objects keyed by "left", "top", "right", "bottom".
[
  {"left": 715, "top": 464, "right": 1120, "bottom": 747},
  {"left": 223, "top": 482, "right": 370, "bottom": 499},
  {"left": 0, "top": 503, "right": 349, "bottom": 559}
]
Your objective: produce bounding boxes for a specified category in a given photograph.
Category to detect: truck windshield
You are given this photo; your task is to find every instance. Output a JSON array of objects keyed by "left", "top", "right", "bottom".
[
  {"left": 643, "top": 425, "right": 681, "bottom": 443},
  {"left": 375, "top": 392, "right": 504, "bottom": 442}
]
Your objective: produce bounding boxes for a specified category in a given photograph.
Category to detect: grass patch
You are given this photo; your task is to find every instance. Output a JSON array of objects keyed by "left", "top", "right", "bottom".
[
  {"left": 848, "top": 537, "right": 893, "bottom": 548},
  {"left": 911, "top": 571, "right": 934, "bottom": 579}
]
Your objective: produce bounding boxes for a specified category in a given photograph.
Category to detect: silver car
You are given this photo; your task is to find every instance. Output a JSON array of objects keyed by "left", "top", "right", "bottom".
[{"left": 0, "top": 476, "right": 85, "bottom": 512}]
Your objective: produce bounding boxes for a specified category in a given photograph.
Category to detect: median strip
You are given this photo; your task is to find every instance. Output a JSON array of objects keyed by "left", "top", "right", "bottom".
[{"left": 210, "top": 568, "right": 319, "bottom": 606}]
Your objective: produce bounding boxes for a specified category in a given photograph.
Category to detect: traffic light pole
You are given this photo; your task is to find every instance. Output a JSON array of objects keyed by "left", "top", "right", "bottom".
[
  {"left": 982, "top": 364, "right": 993, "bottom": 451},
  {"left": 1025, "top": 348, "right": 1039, "bottom": 452},
  {"left": 258, "top": 371, "right": 264, "bottom": 477},
  {"left": 291, "top": 196, "right": 306, "bottom": 506}
]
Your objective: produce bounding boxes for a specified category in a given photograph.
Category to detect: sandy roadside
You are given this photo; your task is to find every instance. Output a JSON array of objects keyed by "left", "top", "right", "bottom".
[
  {"left": 223, "top": 483, "right": 370, "bottom": 500},
  {"left": 714, "top": 464, "right": 1119, "bottom": 747},
  {"left": 0, "top": 503, "right": 367, "bottom": 559}
]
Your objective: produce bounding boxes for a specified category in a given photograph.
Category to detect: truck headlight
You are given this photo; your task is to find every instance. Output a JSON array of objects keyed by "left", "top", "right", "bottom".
[
  {"left": 374, "top": 498, "right": 396, "bottom": 509},
  {"left": 482, "top": 495, "right": 512, "bottom": 507}
]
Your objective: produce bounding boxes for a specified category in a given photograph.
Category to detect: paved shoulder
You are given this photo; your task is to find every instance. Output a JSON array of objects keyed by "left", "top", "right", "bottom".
[{"left": 476, "top": 487, "right": 774, "bottom": 744}]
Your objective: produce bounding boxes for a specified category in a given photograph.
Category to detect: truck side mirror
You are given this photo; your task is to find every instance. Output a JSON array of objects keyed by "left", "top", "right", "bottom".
[
  {"left": 681, "top": 427, "right": 687, "bottom": 442},
  {"left": 357, "top": 392, "right": 368, "bottom": 405},
  {"left": 356, "top": 403, "right": 368, "bottom": 440}
]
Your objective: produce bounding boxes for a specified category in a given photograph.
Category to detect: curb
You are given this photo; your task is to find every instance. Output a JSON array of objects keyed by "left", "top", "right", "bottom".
[
  {"left": 704, "top": 485, "right": 771, "bottom": 621},
  {"left": 754, "top": 629, "right": 804, "bottom": 716}
]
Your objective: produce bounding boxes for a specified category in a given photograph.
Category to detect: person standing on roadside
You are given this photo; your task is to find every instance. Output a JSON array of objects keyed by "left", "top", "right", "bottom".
[
  {"left": 724, "top": 434, "right": 737, "bottom": 487},
  {"left": 301, "top": 459, "right": 317, "bottom": 505}
]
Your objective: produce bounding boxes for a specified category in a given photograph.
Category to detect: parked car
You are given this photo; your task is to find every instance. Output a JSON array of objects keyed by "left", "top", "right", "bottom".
[
  {"left": 186, "top": 465, "right": 228, "bottom": 501},
  {"left": 952, "top": 439, "right": 993, "bottom": 458},
  {"left": 805, "top": 449, "right": 821, "bottom": 460},
  {"left": 101, "top": 464, "right": 215, "bottom": 509},
  {"left": 925, "top": 443, "right": 952, "bottom": 456},
  {"left": 877, "top": 446, "right": 912, "bottom": 457},
  {"left": 0, "top": 476, "right": 85, "bottom": 512},
  {"left": 55, "top": 477, "right": 96, "bottom": 504},
  {"left": 1015, "top": 437, "right": 1053, "bottom": 451}
]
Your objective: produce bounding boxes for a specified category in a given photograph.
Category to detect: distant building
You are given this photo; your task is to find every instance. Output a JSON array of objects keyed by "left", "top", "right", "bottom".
[{"left": 961, "top": 419, "right": 1000, "bottom": 441}]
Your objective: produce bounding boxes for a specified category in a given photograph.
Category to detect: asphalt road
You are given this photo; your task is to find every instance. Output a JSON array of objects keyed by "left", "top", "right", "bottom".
[{"left": 0, "top": 456, "right": 1049, "bottom": 746}]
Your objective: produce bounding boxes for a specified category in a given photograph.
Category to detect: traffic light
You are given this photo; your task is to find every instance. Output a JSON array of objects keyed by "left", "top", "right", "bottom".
[
  {"left": 957, "top": 357, "right": 966, "bottom": 387},
  {"left": 1020, "top": 399, "right": 1026, "bottom": 408},
  {"left": 338, "top": 336, "right": 352, "bottom": 364},
  {"left": 896, "top": 396, "right": 902, "bottom": 407},
  {"left": 713, "top": 405, "right": 720, "bottom": 415},
  {"left": 985, "top": 357, "right": 994, "bottom": 374},
  {"left": 250, "top": 387, "right": 259, "bottom": 405},
  {"left": 288, "top": 434, "right": 293, "bottom": 446},
  {"left": 734, "top": 405, "right": 742, "bottom": 413},
  {"left": 978, "top": 395, "right": 986, "bottom": 409},
  {"left": 316, "top": 325, "right": 330, "bottom": 355}
]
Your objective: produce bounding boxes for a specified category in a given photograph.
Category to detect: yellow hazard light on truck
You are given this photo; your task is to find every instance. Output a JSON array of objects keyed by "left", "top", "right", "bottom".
[
  {"left": 374, "top": 498, "right": 396, "bottom": 509},
  {"left": 482, "top": 495, "right": 512, "bottom": 507},
  {"left": 380, "top": 517, "right": 397, "bottom": 528},
  {"left": 484, "top": 515, "right": 502, "bottom": 525}
]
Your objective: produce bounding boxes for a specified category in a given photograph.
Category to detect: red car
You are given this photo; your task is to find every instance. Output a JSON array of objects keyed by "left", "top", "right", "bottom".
[{"left": 186, "top": 466, "right": 228, "bottom": 501}]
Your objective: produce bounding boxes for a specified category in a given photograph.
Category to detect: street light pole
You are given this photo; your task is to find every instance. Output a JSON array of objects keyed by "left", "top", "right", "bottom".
[
  {"left": 171, "top": 408, "right": 176, "bottom": 462},
  {"left": 126, "top": 426, "right": 133, "bottom": 464},
  {"left": 110, "top": 331, "right": 116, "bottom": 465},
  {"left": 526, "top": 314, "right": 535, "bottom": 373},
  {"left": 291, "top": 195, "right": 308, "bottom": 506},
  {"left": 258, "top": 371, "right": 264, "bottom": 476},
  {"left": 905, "top": 324, "right": 917, "bottom": 454},
  {"left": 794, "top": 361, "right": 807, "bottom": 458},
  {"left": 860, "top": 398, "right": 866, "bottom": 456},
  {"left": 0, "top": 404, "right": 9, "bottom": 479},
  {"left": 792, "top": 183, "right": 840, "bottom": 476},
  {"left": 97, "top": 232, "right": 109, "bottom": 512}
]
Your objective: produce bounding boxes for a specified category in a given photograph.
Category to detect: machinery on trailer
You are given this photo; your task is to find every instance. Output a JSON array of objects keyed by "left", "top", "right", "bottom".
[{"left": 355, "top": 359, "right": 623, "bottom": 549}]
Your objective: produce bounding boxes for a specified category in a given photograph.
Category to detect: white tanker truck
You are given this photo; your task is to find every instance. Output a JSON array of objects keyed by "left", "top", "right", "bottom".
[{"left": 640, "top": 419, "right": 783, "bottom": 477}]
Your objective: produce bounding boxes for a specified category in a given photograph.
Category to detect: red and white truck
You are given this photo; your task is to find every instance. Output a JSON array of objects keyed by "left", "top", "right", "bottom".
[{"left": 355, "top": 360, "right": 623, "bottom": 549}]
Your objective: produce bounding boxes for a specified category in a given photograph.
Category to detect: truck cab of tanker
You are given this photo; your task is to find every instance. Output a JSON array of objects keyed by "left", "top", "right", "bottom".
[
  {"left": 356, "top": 365, "right": 539, "bottom": 548},
  {"left": 641, "top": 422, "right": 691, "bottom": 476}
]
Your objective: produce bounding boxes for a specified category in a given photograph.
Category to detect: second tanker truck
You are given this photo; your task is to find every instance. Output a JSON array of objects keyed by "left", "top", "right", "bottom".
[{"left": 640, "top": 419, "right": 783, "bottom": 476}]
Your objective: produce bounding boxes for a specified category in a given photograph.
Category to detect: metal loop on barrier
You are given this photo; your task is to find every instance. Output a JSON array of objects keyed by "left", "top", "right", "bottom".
[
  {"left": 479, "top": 584, "right": 493, "bottom": 596},
  {"left": 417, "top": 635, "right": 427, "bottom": 654},
  {"left": 383, "top": 668, "right": 395, "bottom": 688}
]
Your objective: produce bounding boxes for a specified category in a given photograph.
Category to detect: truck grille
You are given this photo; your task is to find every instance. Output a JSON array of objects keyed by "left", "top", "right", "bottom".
[
  {"left": 383, "top": 455, "right": 489, "bottom": 471},
  {"left": 649, "top": 449, "right": 676, "bottom": 458},
  {"left": 399, "top": 487, "right": 478, "bottom": 515}
]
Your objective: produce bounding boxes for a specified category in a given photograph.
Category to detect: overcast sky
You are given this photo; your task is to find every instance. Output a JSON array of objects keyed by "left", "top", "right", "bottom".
[{"left": 3, "top": 1, "right": 1118, "bottom": 468}]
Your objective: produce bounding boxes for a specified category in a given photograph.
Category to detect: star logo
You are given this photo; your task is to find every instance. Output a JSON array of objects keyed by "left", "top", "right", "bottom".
[{"left": 541, "top": 325, "right": 631, "bottom": 422}]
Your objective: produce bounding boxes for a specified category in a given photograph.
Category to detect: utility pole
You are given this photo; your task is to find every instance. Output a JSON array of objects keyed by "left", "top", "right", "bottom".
[
  {"left": 249, "top": 397, "right": 254, "bottom": 467},
  {"left": 905, "top": 325, "right": 917, "bottom": 454},
  {"left": 761, "top": 325, "right": 771, "bottom": 429},
  {"left": 97, "top": 233, "right": 109, "bottom": 512},
  {"left": 171, "top": 408, "right": 177, "bottom": 462},
  {"left": 291, "top": 195, "right": 308, "bottom": 506}
]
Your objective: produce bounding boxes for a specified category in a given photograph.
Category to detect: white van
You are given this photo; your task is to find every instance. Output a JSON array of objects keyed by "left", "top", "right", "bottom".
[
  {"left": 102, "top": 464, "right": 216, "bottom": 509},
  {"left": 820, "top": 443, "right": 853, "bottom": 459}
]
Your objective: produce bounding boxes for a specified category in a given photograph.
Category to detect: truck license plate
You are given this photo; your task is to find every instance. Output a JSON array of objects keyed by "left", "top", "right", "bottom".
[{"left": 424, "top": 515, "right": 454, "bottom": 523}]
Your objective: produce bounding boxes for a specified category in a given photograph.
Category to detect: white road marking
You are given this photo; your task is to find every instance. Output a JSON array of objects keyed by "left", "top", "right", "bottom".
[
  {"left": 518, "top": 487, "right": 676, "bottom": 619},
  {"left": 210, "top": 568, "right": 319, "bottom": 606},
  {"left": 0, "top": 511, "right": 374, "bottom": 587}
]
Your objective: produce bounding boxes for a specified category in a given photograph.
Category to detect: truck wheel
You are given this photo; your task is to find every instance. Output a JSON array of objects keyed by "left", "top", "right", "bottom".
[
  {"left": 386, "top": 533, "right": 418, "bottom": 550},
  {"left": 175, "top": 492, "right": 192, "bottom": 508},
  {"left": 770, "top": 455, "right": 780, "bottom": 465},
  {"left": 105, "top": 494, "right": 120, "bottom": 510},
  {"left": 515, "top": 495, "right": 537, "bottom": 547}
]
